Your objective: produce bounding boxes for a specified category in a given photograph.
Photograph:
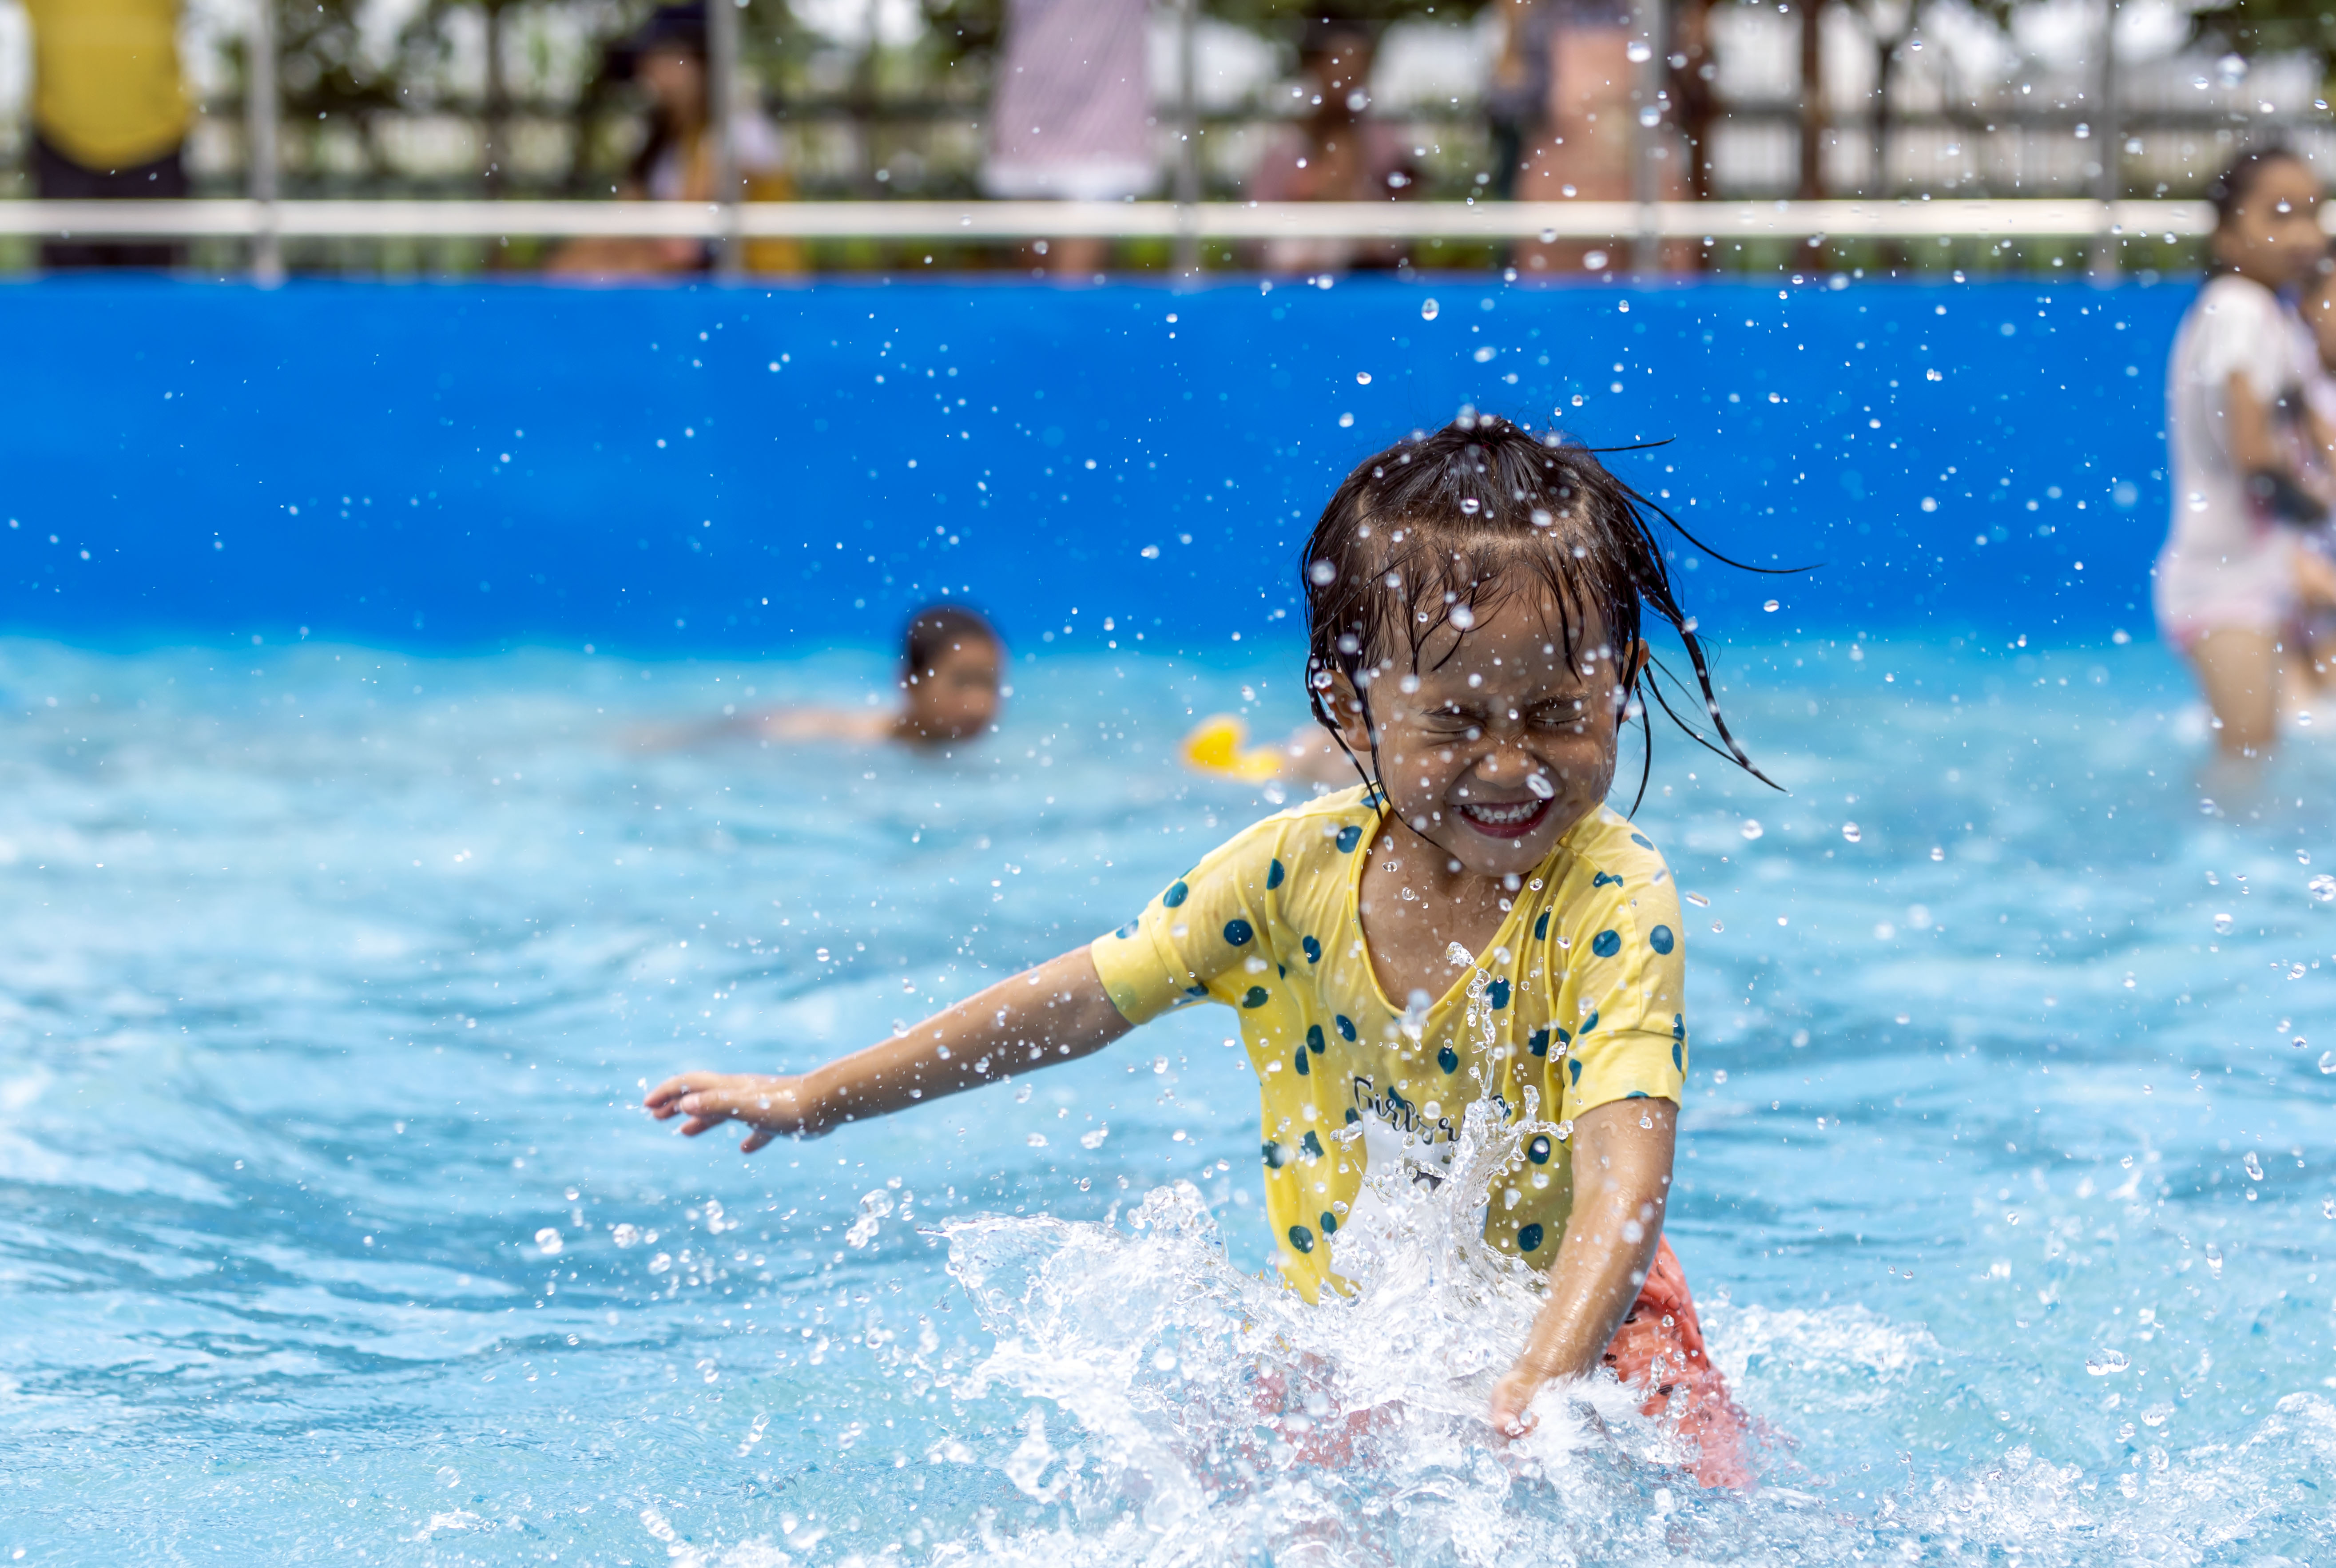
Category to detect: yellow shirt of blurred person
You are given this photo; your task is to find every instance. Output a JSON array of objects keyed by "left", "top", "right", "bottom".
[{"left": 24, "top": 0, "right": 191, "bottom": 171}]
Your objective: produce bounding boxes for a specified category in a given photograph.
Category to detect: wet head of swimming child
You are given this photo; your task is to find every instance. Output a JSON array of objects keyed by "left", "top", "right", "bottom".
[
  {"left": 895, "top": 604, "right": 1005, "bottom": 743},
  {"left": 647, "top": 416, "right": 1764, "bottom": 1480}
]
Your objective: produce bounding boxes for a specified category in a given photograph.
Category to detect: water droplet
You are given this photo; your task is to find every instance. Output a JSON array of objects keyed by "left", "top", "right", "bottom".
[
  {"left": 1685, "top": 891, "right": 1709, "bottom": 907},
  {"left": 2301, "top": 850, "right": 2313, "bottom": 865},
  {"left": 2311, "top": 874, "right": 2336, "bottom": 903},
  {"left": 1930, "top": 846, "right": 1944, "bottom": 861},
  {"left": 1309, "top": 560, "right": 1337, "bottom": 585},
  {"left": 2321, "top": 1050, "right": 2336, "bottom": 1074},
  {"left": 1355, "top": 371, "right": 1372, "bottom": 385},
  {"left": 612, "top": 1223, "right": 640, "bottom": 1248},
  {"left": 2206, "top": 1245, "right": 2224, "bottom": 1278},
  {"left": 1626, "top": 39, "right": 1652, "bottom": 61},
  {"left": 1841, "top": 822, "right": 1861, "bottom": 843},
  {"left": 2324, "top": 1196, "right": 2335, "bottom": 1219},
  {"left": 1763, "top": 599, "right": 1780, "bottom": 613},
  {"left": 437, "top": 1466, "right": 461, "bottom": 1488},
  {"left": 2244, "top": 1151, "right": 2265, "bottom": 1180},
  {"left": 2213, "top": 913, "right": 2234, "bottom": 935},
  {"left": 1740, "top": 820, "right": 1764, "bottom": 841},
  {"left": 1526, "top": 771, "right": 1555, "bottom": 799},
  {"left": 534, "top": 1227, "right": 563, "bottom": 1256},
  {"left": 1420, "top": 298, "right": 1440, "bottom": 321},
  {"left": 1711, "top": 920, "right": 1724, "bottom": 933},
  {"left": 2085, "top": 1349, "right": 2130, "bottom": 1376}
]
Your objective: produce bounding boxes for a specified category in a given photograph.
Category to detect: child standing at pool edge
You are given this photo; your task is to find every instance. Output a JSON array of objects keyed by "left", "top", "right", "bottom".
[{"left": 648, "top": 416, "right": 1757, "bottom": 1485}]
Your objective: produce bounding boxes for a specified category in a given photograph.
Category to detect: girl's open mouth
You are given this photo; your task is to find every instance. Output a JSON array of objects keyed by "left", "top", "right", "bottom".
[{"left": 1452, "top": 797, "right": 1551, "bottom": 840}]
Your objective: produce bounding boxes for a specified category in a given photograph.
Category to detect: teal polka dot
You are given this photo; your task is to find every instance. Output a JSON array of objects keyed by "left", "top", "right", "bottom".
[
  {"left": 1114, "top": 920, "right": 1139, "bottom": 939},
  {"left": 1591, "top": 929, "right": 1621, "bottom": 958},
  {"left": 1163, "top": 881, "right": 1189, "bottom": 908},
  {"left": 1579, "top": 1010, "right": 1599, "bottom": 1035},
  {"left": 1529, "top": 1028, "right": 1550, "bottom": 1057},
  {"left": 1224, "top": 918, "right": 1254, "bottom": 946},
  {"left": 1293, "top": 1045, "right": 1310, "bottom": 1076},
  {"left": 1267, "top": 858, "right": 1286, "bottom": 890},
  {"left": 1527, "top": 1135, "right": 1553, "bottom": 1164},
  {"left": 1335, "top": 825, "right": 1363, "bottom": 853},
  {"left": 1437, "top": 1044, "right": 1459, "bottom": 1073},
  {"left": 1649, "top": 925, "right": 1675, "bottom": 955},
  {"left": 1593, "top": 872, "right": 1624, "bottom": 890},
  {"left": 1262, "top": 1140, "right": 1287, "bottom": 1168},
  {"left": 1306, "top": 1024, "right": 1326, "bottom": 1053},
  {"left": 1335, "top": 1014, "right": 1356, "bottom": 1042},
  {"left": 1672, "top": 1013, "right": 1685, "bottom": 1041},
  {"left": 1301, "top": 935, "right": 1322, "bottom": 964},
  {"left": 1673, "top": 1040, "right": 1684, "bottom": 1071},
  {"left": 1242, "top": 985, "right": 1270, "bottom": 1008},
  {"left": 1488, "top": 978, "right": 1511, "bottom": 1009},
  {"left": 1319, "top": 1210, "right": 1340, "bottom": 1236},
  {"left": 1626, "top": 1089, "right": 1649, "bottom": 1100},
  {"left": 1518, "top": 1222, "right": 1546, "bottom": 1253},
  {"left": 1343, "top": 1107, "right": 1360, "bottom": 1124},
  {"left": 1568, "top": 1058, "right": 1584, "bottom": 1086},
  {"left": 1533, "top": 910, "right": 1550, "bottom": 941},
  {"left": 1629, "top": 832, "right": 1654, "bottom": 849},
  {"left": 1302, "top": 1131, "right": 1325, "bottom": 1159},
  {"left": 1288, "top": 1224, "right": 1315, "bottom": 1254}
]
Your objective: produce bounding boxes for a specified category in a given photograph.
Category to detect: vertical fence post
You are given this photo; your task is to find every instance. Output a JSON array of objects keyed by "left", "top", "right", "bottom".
[
  {"left": 1631, "top": 0, "right": 1664, "bottom": 276},
  {"left": 709, "top": 0, "right": 742, "bottom": 278},
  {"left": 2090, "top": 0, "right": 2121, "bottom": 283},
  {"left": 1174, "top": 0, "right": 1201, "bottom": 278},
  {"left": 248, "top": 0, "right": 281, "bottom": 284}
]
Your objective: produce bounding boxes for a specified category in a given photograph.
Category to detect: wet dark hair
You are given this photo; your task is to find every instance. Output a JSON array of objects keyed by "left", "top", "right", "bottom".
[
  {"left": 1301, "top": 413, "right": 1773, "bottom": 811},
  {"left": 2209, "top": 145, "right": 2309, "bottom": 229},
  {"left": 902, "top": 604, "right": 999, "bottom": 679}
]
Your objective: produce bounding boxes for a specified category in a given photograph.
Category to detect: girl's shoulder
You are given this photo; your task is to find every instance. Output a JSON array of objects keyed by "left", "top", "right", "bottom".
[
  {"left": 1542, "top": 806, "right": 1679, "bottom": 916},
  {"left": 2190, "top": 272, "right": 2284, "bottom": 329}
]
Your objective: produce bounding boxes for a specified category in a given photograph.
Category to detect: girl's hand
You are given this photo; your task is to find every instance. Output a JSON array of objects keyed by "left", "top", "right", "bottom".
[
  {"left": 1487, "top": 1360, "right": 1562, "bottom": 1438},
  {"left": 644, "top": 1072, "right": 824, "bottom": 1152}
]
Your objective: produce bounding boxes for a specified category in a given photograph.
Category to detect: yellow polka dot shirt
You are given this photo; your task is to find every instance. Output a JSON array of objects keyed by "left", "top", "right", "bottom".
[{"left": 1090, "top": 785, "right": 1689, "bottom": 1302}]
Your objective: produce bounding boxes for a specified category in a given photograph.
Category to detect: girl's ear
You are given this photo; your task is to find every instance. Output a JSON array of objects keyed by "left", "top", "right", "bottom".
[{"left": 1327, "top": 671, "right": 1374, "bottom": 757}]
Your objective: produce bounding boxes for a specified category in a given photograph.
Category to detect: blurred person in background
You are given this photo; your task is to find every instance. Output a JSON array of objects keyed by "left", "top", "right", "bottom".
[
  {"left": 2159, "top": 147, "right": 2336, "bottom": 766},
  {"left": 1245, "top": 18, "right": 1417, "bottom": 275},
  {"left": 23, "top": 0, "right": 190, "bottom": 270},
  {"left": 550, "top": 2, "right": 804, "bottom": 279},
  {"left": 982, "top": 0, "right": 1156, "bottom": 278},
  {"left": 632, "top": 606, "right": 1005, "bottom": 752},
  {"left": 1491, "top": 0, "right": 1688, "bottom": 276}
]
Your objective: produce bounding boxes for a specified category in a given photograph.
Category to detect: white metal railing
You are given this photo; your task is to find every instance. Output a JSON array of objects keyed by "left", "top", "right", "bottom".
[{"left": 0, "top": 196, "right": 2221, "bottom": 244}]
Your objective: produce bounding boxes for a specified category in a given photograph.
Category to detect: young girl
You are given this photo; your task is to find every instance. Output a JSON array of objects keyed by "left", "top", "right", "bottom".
[
  {"left": 648, "top": 417, "right": 1756, "bottom": 1483},
  {"left": 2159, "top": 147, "right": 2336, "bottom": 759}
]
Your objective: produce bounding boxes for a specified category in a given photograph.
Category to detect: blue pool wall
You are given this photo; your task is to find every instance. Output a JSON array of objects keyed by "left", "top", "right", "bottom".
[{"left": 0, "top": 276, "right": 2184, "bottom": 658}]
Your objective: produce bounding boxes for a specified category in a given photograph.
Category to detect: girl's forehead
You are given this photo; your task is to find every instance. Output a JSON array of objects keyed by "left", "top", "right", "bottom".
[{"left": 1399, "top": 595, "right": 1612, "bottom": 678}]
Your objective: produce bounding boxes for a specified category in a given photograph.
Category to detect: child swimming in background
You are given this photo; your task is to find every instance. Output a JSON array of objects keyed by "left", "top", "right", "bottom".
[
  {"left": 648, "top": 417, "right": 1760, "bottom": 1483},
  {"left": 637, "top": 604, "right": 1005, "bottom": 750}
]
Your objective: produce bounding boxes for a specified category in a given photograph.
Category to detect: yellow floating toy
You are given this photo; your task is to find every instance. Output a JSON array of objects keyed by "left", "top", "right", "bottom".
[{"left": 1181, "top": 715, "right": 1285, "bottom": 782}]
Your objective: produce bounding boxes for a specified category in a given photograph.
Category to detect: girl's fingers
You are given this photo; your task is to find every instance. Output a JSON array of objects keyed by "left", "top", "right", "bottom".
[{"left": 740, "top": 1129, "right": 774, "bottom": 1154}]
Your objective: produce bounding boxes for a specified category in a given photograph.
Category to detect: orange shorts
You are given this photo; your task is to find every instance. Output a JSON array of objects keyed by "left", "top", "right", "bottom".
[{"left": 1602, "top": 1236, "right": 1753, "bottom": 1488}]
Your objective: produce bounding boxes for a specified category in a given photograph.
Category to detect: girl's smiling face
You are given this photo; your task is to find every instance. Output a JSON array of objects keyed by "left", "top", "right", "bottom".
[{"left": 1336, "top": 590, "right": 1640, "bottom": 882}]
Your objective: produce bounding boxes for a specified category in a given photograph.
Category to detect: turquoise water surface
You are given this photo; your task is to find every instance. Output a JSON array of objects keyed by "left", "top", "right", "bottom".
[{"left": 4, "top": 631, "right": 2336, "bottom": 1564}]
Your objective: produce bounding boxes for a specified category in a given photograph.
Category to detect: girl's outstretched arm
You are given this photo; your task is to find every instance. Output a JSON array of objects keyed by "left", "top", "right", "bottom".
[
  {"left": 644, "top": 948, "right": 1132, "bottom": 1153},
  {"left": 1487, "top": 1097, "right": 1677, "bottom": 1436}
]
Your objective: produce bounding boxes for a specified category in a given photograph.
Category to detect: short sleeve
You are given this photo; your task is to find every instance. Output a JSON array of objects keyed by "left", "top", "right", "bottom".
[
  {"left": 1553, "top": 866, "right": 1689, "bottom": 1116},
  {"left": 1091, "top": 817, "right": 1285, "bottom": 1026},
  {"left": 2188, "top": 278, "right": 2296, "bottom": 403}
]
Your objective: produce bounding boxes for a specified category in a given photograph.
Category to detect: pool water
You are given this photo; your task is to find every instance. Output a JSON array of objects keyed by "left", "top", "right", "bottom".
[{"left": 4, "top": 631, "right": 2336, "bottom": 1565}]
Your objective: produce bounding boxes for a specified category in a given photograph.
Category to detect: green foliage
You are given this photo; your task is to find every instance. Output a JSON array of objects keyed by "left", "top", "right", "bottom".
[{"left": 2194, "top": 0, "right": 2336, "bottom": 65}]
